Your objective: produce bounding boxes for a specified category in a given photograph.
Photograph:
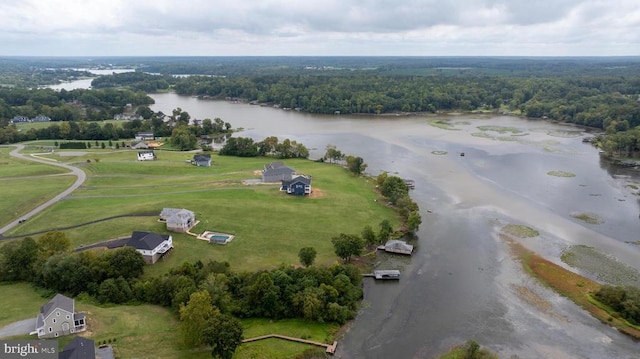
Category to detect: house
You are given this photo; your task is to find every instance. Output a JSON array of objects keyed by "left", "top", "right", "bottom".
[
  {"left": 160, "top": 208, "right": 196, "bottom": 232},
  {"left": 32, "top": 115, "right": 52, "bottom": 122},
  {"left": 281, "top": 175, "right": 312, "bottom": 195},
  {"left": 59, "top": 337, "right": 96, "bottom": 359},
  {"left": 130, "top": 141, "right": 149, "bottom": 150},
  {"left": 33, "top": 294, "right": 86, "bottom": 339},
  {"left": 126, "top": 231, "right": 173, "bottom": 264},
  {"left": 137, "top": 150, "right": 156, "bottom": 161},
  {"left": 135, "top": 132, "right": 155, "bottom": 141},
  {"left": 192, "top": 153, "right": 212, "bottom": 167},
  {"left": 378, "top": 240, "right": 414, "bottom": 255},
  {"left": 262, "top": 162, "right": 296, "bottom": 182},
  {"left": 9, "top": 115, "right": 30, "bottom": 124}
]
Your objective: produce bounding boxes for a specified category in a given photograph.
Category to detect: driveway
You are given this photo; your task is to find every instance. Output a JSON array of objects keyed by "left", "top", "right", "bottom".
[
  {"left": 0, "top": 144, "right": 86, "bottom": 237},
  {"left": 0, "top": 318, "right": 36, "bottom": 338}
]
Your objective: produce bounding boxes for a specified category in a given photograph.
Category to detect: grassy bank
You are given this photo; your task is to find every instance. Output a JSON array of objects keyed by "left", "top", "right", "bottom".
[
  {"left": 502, "top": 234, "right": 640, "bottom": 340},
  {"left": 5, "top": 150, "right": 397, "bottom": 273}
]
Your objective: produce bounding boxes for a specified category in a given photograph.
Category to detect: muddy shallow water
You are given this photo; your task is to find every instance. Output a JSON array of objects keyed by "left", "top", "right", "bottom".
[{"left": 148, "top": 95, "right": 640, "bottom": 358}]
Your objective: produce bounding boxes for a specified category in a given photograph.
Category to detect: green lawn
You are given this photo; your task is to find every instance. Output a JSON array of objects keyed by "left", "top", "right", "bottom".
[
  {"left": 0, "top": 147, "right": 68, "bottom": 177},
  {"left": 0, "top": 283, "right": 339, "bottom": 359},
  {"left": 4, "top": 151, "right": 398, "bottom": 273},
  {"left": 0, "top": 283, "right": 50, "bottom": 327}
]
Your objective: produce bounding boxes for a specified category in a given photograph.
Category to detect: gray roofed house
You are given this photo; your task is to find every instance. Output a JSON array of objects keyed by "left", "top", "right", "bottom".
[
  {"left": 160, "top": 208, "right": 196, "bottom": 232},
  {"left": 281, "top": 175, "right": 312, "bottom": 195},
  {"left": 126, "top": 231, "right": 173, "bottom": 264},
  {"left": 33, "top": 294, "right": 86, "bottom": 339},
  {"left": 59, "top": 337, "right": 96, "bottom": 359},
  {"left": 262, "top": 161, "right": 296, "bottom": 182},
  {"left": 135, "top": 132, "right": 155, "bottom": 140},
  {"left": 192, "top": 153, "right": 212, "bottom": 167}
]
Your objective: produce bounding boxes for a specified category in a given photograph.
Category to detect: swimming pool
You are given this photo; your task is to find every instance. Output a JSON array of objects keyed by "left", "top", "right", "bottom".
[
  {"left": 209, "top": 234, "right": 230, "bottom": 243},
  {"left": 199, "top": 230, "right": 235, "bottom": 244}
]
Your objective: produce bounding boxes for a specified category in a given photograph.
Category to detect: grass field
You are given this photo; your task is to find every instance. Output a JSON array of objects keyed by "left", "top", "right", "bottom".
[
  {"left": 5, "top": 150, "right": 397, "bottom": 273},
  {"left": 0, "top": 283, "right": 339, "bottom": 358}
]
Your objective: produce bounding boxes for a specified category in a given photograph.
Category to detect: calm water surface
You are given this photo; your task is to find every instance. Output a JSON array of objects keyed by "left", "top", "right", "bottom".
[
  {"left": 149, "top": 95, "right": 640, "bottom": 358},
  {"left": 50, "top": 81, "right": 640, "bottom": 358}
]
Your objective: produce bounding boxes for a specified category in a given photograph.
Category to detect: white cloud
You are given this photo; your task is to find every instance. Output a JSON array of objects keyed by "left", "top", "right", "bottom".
[{"left": 0, "top": 0, "right": 637, "bottom": 56}]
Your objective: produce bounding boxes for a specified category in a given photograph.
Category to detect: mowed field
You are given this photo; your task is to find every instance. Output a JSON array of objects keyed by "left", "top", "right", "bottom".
[
  {"left": 4, "top": 146, "right": 398, "bottom": 273},
  {"left": 0, "top": 146, "right": 75, "bottom": 226}
]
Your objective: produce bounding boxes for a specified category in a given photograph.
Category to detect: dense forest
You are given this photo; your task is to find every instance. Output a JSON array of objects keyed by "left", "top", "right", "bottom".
[{"left": 2, "top": 57, "right": 640, "bottom": 157}]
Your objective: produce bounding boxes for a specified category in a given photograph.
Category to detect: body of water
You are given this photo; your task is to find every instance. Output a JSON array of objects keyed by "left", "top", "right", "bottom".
[{"left": 49, "top": 81, "right": 640, "bottom": 358}]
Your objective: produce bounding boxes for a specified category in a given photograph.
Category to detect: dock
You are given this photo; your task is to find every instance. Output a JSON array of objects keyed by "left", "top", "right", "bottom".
[
  {"left": 403, "top": 179, "right": 415, "bottom": 189},
  {"left": 242, "top": 334, "right": 338, "bottom": 354},
  {"left": 364, "top": 269, "right": 401, "bottom": 280}
]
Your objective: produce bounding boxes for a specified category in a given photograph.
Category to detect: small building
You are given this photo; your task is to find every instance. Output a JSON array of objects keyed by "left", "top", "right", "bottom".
[
  {"left": 130, "top": 141, "right": 150, "bottom": 150},
  {"left": 137, "top": 150, "right": 156, "bottom": 161},
  {"left": 9, "top": 115, "right": 30, "bottom": 124},
  {"left": 126, "top": 231, "right": 173, "bottom": 264},
  {"left": 59, "top": 337, "right": 96, "bottom": 359},
  {"left": 378, "top": 240, "right": 414, "bottom": 255},
  {"left": 262, "top": 161, "right": 296, "bottom": 182},
  {"left": 33, "top": 294, "right": 86, "bottom": 339},
  {"left": 192, "top": 153, "right": 212, "bottom": 167},
  {"left": 135, "top": 132, "right": 155, "bottom": 141},
  {"left": 160, "top": 208, "right": 196, "bottom": 233},
  {"left": 281, "top": 175, "right": 312, "bottom": 195}
]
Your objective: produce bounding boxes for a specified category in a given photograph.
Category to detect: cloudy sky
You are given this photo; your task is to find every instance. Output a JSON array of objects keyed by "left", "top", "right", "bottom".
[{"left": 1, "top": 0, "right": 638, "bottom": 56}]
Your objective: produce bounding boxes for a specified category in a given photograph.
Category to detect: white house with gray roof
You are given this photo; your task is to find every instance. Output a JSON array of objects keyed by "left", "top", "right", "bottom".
[
  {"left": 126, "top": 231, "right": 173, "bottom": 264},
  {"left": 160, "top": 208, "right": 196, "bottom": 232},
  {"left": 33, "top": 293, "right": 86, "bottom": 339}
]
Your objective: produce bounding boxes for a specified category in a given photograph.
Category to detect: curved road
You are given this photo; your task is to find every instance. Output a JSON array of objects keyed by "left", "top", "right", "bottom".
[{"left": 0, "top": 144, "right": 86, "bottom": 237}]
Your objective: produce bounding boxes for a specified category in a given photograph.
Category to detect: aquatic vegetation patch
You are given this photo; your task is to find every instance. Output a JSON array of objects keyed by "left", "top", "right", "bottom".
[
  {"left": 430, "top": 150, "right": 448, "bottom": 155},
  {"left": 547, "top": 170, "right": 576, "bottom": 177},
  {"left": 561, "top": 245, "right": 640, "bottom": 287},
  {"left": 471, "top": 132, "right": 494, "bottom": 139},
  {"left": 477, "top": 125, "right": 523, "bottom": 134},
  {"left": 427, "top": 119, "right": 458, "bottom": 130},
  {"left": 501, "top": 224, "right": 539, "bottom": 238},
  {"left": 571, "top": 212, "right": 603, "bottom": 224},
  {"left": 547, "top": 130, "right": 584, "bottom": 138}
]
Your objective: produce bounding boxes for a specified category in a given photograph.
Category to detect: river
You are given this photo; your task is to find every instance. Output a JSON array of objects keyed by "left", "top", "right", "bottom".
[{"left": 53, "top": 81, "right": 640, "bottom": 358}]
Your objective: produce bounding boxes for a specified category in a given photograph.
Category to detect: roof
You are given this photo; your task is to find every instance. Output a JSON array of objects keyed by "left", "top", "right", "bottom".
[
  {"left": 193, "top": 154, "right": 211, "bottom": 162},
  {"left": 60, "top": 337, "right": 96, "bottom": 359},
  {"left": 263, "top": 166, "right": 295, "bottom": 176},
  {"left": 161, "top": 208, "right": 195, "bottom": 224},
  {"left": 40, "top": 293, "right": 74, "bottom": 318},
  {"left": 128, "top": 231, "right": 170, "bottom": 250},
  {"left": 282, "top": 175, "right": 311, "bottom": 186},
  {"left": 264, "top": 161, "right": 285, "bottom": 170},
  {"left": 384, "top": 240, "right": 414, "bottom": 254}
]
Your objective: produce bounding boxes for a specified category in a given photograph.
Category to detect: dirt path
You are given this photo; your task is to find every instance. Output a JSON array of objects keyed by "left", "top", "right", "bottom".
[{"left": 0, "top": 144, "right": 87, "bottom": 238}]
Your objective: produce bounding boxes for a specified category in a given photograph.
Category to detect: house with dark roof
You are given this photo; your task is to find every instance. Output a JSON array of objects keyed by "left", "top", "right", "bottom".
[
  {"left": 262, "top": 161, "right": 296, "bottom": 182},
  {"left": 33, "top": 294, "right": 86, "bottom": 339},
  {"left": 9, "top": 115, "right": 30, "bottom": 124},
  {"left": 160, "top": 208, "right": 196, "bottom": 232},
  {"left": 281, "top": 175, "right": 312, "bottom": 195},
  {"left": 192, "top": 153, "right": 212, "bottom": 167},
  {"left": 126, "top": 231, "right": 173, "bottom": 264},
  {"left": 59, "top": 337, "right": 96, "bottom": 359}
]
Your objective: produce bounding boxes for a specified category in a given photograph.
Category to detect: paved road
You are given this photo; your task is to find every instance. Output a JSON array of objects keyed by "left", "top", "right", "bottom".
[
  {"left": 0, "top": 318, "right": 36, "bottom": 338},
  {"left": 0, "top": 144, "right": 87, "bottom": 237}
]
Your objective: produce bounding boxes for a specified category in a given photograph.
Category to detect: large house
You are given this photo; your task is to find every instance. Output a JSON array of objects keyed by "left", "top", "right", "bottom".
[
  {"left": 135, "top": 132, "right": 155, "bottom": 141},
  {"left": 192, "top": 153, "right": 212, "bottom": 167},
  {"left": 10, "top": 115, "right": 51, "bottom": 124},
  {"left": 160, "top": 208, "right": 196, "bottom": 232},
  {"left": 33, "top": 294, "right": 86, "bottom": 339},
  {"left": 281, "top": 175, "right": 312, "bottom": 195},
  {"left": 262, "top": 162, "right": 296, "bottom": 182},
  {"left": 126, "top": 231, "right": 173, "bottom": 264},
  {"left": 59, "top": 337, "right": 96, "bottom": 359},
  {"left": 137, "top": 150, "right": 156, "bottom": 161}
]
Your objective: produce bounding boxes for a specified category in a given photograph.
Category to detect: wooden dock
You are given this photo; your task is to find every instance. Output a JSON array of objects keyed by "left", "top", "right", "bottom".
[
  {"left": 242, "top": 334, "right": 338, "bottom": 354},
  {"left": 364, "top": 269, "right": 401, "bottom": 280},
  {"left": 403, "top": 179, "right": 415, "bottom": 189}
]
